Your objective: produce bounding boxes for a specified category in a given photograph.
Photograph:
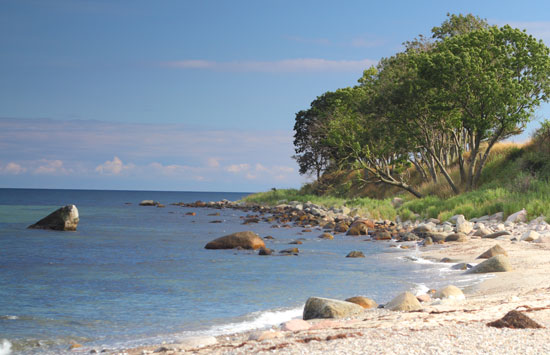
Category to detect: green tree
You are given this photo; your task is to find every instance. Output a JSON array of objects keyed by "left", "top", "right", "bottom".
[{"left": 420, "top": 24, "right": 550, "bottom": 188}]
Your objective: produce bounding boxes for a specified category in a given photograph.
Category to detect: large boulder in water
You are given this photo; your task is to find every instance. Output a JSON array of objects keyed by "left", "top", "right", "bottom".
[
  {"left": 28, "top": 205, "right": 79, "bottom": 231},
  {"left": 303, "top": 297, "right": 364, "bottom": 320},
  {"left": 205, "top": 231, "right": 265, "bottom": 250}
]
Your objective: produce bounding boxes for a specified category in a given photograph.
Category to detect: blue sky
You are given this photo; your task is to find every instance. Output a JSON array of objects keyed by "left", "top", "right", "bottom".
[{"left": 1, "top": 0, "right": 550, "bottom": 192}]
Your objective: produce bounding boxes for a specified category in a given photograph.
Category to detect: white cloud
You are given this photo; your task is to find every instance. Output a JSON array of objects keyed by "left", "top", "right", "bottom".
[
  {"left": 95, "top": 156, "right": 135, "bottom": 175},
  {"left": 226, "top": 163, "right": 250, "bottom": 173},
  {"left": 33, "top": 160, "right": 70, "bottom": 175},
  {"left": 162, "top": 58, "right": 377, "bottom": 73},
  {"left": 207, "top": 158, "right": 220, "bottom": 168},
  {"left": 0, "top": 162, "right": 26, "bottom": 175}
]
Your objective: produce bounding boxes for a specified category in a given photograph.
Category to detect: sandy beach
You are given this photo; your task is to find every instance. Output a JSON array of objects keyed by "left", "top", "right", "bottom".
[{"left": 117, "top": 219, "right": 550, "bottom": 355}]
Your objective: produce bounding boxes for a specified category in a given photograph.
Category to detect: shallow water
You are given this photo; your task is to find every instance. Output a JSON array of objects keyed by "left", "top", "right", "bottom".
[{"left": 0, "top": 188, "right": 485, "bottom": 353}]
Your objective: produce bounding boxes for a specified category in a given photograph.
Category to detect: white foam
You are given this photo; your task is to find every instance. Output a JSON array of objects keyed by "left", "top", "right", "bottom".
[
  {"left": 411, "top": 283, "right": 430, "bottom": 296},
  {"left": 205, "top": 307, "right": 303, "bottom": 336},
  {"left": 0, "top": 339, "right": 12, "bottom": 355}
]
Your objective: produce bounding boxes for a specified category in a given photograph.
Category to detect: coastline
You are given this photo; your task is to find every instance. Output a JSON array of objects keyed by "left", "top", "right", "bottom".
[{"left": 112, "top": 202, "right": 550, "bottom": 355}]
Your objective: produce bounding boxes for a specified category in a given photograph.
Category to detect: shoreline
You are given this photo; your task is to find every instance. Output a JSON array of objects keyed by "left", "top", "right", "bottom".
[{"left": 85, "top": 201, "right": 550, "bottom": 354}]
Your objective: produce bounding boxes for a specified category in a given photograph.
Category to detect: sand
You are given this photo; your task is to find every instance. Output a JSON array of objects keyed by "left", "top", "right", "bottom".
[{"left": 116, "top": 231, "right": 550, "bottom": 355}]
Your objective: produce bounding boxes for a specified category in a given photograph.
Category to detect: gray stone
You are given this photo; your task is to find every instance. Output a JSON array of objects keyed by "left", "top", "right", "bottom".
[
  {"left": 477, "top": 244, "right": 507, "bottom": 259},
  {"left": 139, "top": 200, "right": 158, "bottom": 206},
  {"left": 482, "top": 231, "right": 511, "bottom": 239},
  {"left": 28, "top": 204, "right": 79, "bottom": 231},
  {"left": 445, "top": 233, "right": 469, "bottom": 242},
  {"left": 506, "top": 209, "right": 527, "bottom": 223},
  {"left": 467, "top": 255, "right": 513, "bottom": 273},
  {"left": 434, "top": 285, "right": 465, "bottom": 300},
  {"left": 303, "top": 297, "right": 364, "bottom": 320}
]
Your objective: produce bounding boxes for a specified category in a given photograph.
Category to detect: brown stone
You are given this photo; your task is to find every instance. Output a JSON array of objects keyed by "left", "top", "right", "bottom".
[
  {"left": 205, "top": 231, "right": 265, "bottom": 250},
  {"left": 345, "top": 296, "right": 377, "bottom": 309},
  {"left": 319, "top": 232, "right": 334, "bottom": 240},
  {"left": 487, "top": 310, "right": 543, "bottom": 329},
  {"left": 477, "top": 244, "right": 508, "bottom": 259}
]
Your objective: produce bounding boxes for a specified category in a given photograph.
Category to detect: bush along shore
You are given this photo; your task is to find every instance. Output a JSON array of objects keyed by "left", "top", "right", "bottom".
[{"left": 110, "top": 198, "right": 550, "bottom": 355}]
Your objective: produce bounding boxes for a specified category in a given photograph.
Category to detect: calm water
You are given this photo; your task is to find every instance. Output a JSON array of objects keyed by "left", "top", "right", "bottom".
[{"left": 0, "top": 188, "right": 484, "bottom": 353}]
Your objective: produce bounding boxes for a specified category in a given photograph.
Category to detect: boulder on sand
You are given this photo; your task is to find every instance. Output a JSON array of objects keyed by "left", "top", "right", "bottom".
[
  {"left": 467, "top": 255, "right": 512, "bottom": 273},
  {"left": 434, "top": 285, "right": 465, "bottom": 301},
  {"left": 385, "top": 292, "right": 422, "bottom": 311},
  {"left": 28, "top": 204, "right": 79, "bottom": 231},
  {"left": 303, "top": 297, "right": 364, "bottom": 320},
  {"left": 205, "top": 231, "right": 265, "bottom": 250},
  {"left": 477, "top": 244, "right": 508, "bottom": 259}
]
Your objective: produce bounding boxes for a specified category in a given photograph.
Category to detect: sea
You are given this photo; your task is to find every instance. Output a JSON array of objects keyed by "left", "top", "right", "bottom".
[{"left": 0, "top": 188, "right": 489, "bottom": 354}]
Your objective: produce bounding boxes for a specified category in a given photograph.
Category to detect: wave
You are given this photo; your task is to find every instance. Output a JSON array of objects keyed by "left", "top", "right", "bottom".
[
  {"left": 0, "top": 340, "right": 12, "bottom": 355},
  {"left": 202, "top": 306, "right": 303, "bottom": 336}
]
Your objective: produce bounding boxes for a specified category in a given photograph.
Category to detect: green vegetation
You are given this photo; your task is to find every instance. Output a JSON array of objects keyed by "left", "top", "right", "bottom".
[
  {"left": 245, "top": 15, "right": 550, "bottom": 223},
  {"left": 292, "top": 13, "right": 550, "bottom": 198},
  {"left": 245, "top": 120, "right": 550, "bottom": 222}
]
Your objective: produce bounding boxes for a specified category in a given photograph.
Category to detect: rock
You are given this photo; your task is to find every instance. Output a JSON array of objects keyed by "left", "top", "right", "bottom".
[
  {"left": 68, "top": 343, "right": 82, "bottom": 350},
  {"left": 445, "top": 233, "right": 468, "bottom": 242},
  {"left": 319, "top": 232, "right": 334, "bottom": 240},
  {"left": 449, "top": 214, "right": 465, "bottom": 224},
  {"left": 434, "top": 285, "right": 465, "bottom": 301},
  {"left": 248, "top": 330, "right": 283, "bottom": 341},
  {"left": 400, "top": 232, "right": 419, "bottom": 241},
  {"left": 416, "top": 294, "right": 431, "bottom": 303},
  {"left": 467, "top": 255, "right": 513, "bottom": 273},
  {"left": 205, "top": 231, "right": 265, "bottom": 250},
  {"left": 346, "top": 251, "right": 365, "bottom": 258},
  {"left": 309, "top": 319, "right": 342, "bottom": 330},
  {"left": 139, "top": 200, "right": 158, "bottom": 206},
  {"left": 412, "top": 225, "right": 432, "bottom": 238},
  {"left": 176, "top": 336, "right": 217, "bottom": 350},
  {"left": 473, "top": 226, "right": 491, "bottom": 237},
  {"left": 427, "top": 232, "right": 447, "bottom": 243},
  {"left": 482, "top": 231, "right": 511, "bottom": 239},
  {"left": 280, "top": 248, "right": 299, "bottom": 254},
  {"left": 477, "top": 244, "right": 508, "bottom": 259},
  {"left": 374, "top": 230, "right": 392, "bottom": 240},
  {"left": 505, "top": 209, "right": 527, "bottom": 223},
  {"left": 451, "top": 263, "right": 473, "bottom": 270},
  {"left": 456, "top": 220, "right": 473, "bottom": 234},
  {"left": 258, "top": 247, "right": 273, "bottom": 255},
  {"left": 345, "top": 296, "right": 377, "bottom": 309},
  {"left": 334, "top": 222, "right": 349, "bottom": 233},
  {"left": 303, "top": 297, "right": 364, "bottom": 320},
  {"left": 289, "top": 240, "right": 303, "bottom": 245},
  {"left": 423, "top": 237, "right": 433, "bottom": 246},
  {"left": 186, "top": 212, "right": 196, "bottom": 216},
  {"left": 281, "top": 319, "right": 311, "bottom": 331},
  {"left": 521, "top": 230, "right": 540, "bottom": 242},
  {"left": 264, "top": 235, "right": 275, "bottom": 240},
  {"left": 346, "top": 222, "right": 368, "bottom": 236},
  {"left": 28, "top": 205, "right": 79, "bottom": 231},
  {"left": 487, "top": 310, "right": 543, "bottom": 329},
  {"left": 385, "top": 292, "right": 422, "bottom": 312}
]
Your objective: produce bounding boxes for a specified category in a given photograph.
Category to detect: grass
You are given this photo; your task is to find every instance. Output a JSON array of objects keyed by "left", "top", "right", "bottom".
[{"left": 244, "top": 133, "right": 550, "bottom": 223}]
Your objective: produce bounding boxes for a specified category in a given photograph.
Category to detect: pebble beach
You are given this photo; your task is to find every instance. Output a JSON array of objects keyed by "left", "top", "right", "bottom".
[{"left": 113, "top": 202, "right": 550, "bottom": 355}]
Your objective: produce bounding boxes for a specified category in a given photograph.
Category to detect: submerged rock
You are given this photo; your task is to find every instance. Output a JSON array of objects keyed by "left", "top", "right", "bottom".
[
  {"left": 205, "top": 231, "right": 265, "bottom": 250},
  {"left": 28, "top": 204, "right": 79, "bottom": 231},
  {"left": 303, "top": 297, "right": 364, "bottom": 320},
  {"left": 346, "top": 251, "right": 365, "bottom": 258}
]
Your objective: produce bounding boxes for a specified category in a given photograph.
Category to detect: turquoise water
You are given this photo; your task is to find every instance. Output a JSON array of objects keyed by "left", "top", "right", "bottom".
[{"left": 0, "top": 188, "right": 482, "bottom": 353}]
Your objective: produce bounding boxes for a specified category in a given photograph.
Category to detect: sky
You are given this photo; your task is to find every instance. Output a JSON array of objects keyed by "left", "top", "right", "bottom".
[{"left": 1, "top": 0, "right": 550, "bottom": 192}]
